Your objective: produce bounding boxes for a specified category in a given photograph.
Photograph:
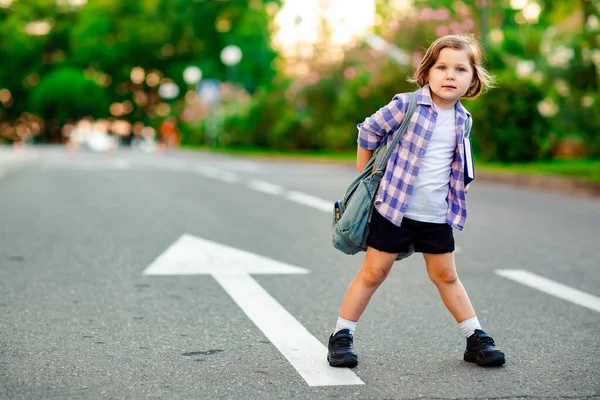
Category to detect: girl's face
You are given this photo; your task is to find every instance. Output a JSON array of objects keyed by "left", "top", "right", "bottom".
[{"left": 427, "top": 47, "right": 475, "bottom": 110}]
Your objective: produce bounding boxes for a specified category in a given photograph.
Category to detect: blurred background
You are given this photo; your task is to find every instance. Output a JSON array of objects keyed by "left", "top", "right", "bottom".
[{"left": 0, "top": 0, "right": 598, "bottom": 166}]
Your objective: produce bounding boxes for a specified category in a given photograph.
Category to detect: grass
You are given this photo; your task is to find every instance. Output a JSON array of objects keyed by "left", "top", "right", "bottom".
[
  {"left": 477, "top": 159, "right": 600, "bottom": 183},
  {"left": 182, "top": 144, "right": 600, "bottom": 183}
]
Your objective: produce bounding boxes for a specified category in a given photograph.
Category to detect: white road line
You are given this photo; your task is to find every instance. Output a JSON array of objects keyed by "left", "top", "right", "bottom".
[
  {"left": 286, "top": 191, "right": 332, "bottom": 213},
  {"left": 159, "top": 163, "right": 238, "bottom": 183},
  {"left": 247, "top": 180, "right": 285, "bottom": 195},
  {"left": 496, "top": 269, "right": 600, "bottom": 313},
  {"left": 218, "top": 171, "right": 239, "bottom": 184},
  {"left": 212, "top": 273, "right": 364, "bottom": 386},
  {"left": 42, "top": 159, "right": 336, "bottom": 214},
  {"left": 193, "top": 166, "right": 222, "bottom": 179}
]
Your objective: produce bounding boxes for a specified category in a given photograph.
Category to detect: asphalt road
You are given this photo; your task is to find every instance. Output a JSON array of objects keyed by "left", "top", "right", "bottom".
[{"left": 1, "top": 147, "right": 599, "bottom": 399}]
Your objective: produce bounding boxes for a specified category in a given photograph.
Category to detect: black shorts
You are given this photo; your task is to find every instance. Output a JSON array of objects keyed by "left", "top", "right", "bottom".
[{"left": 366, "top": 209, "right": 455, "bottom": 254}]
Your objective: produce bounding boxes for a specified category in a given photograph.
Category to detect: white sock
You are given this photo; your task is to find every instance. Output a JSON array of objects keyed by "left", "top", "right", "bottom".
[
  {"left": 459, "top": 316, "right": 482, "bottom": 338},
  {"left": 334, "top": 317, "right": 357, "bottom": 335}
]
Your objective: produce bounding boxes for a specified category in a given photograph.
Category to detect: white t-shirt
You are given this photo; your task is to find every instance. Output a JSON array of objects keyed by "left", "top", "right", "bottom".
[{"left": 404, "top": 103, "right": 456, "bottom": 223}]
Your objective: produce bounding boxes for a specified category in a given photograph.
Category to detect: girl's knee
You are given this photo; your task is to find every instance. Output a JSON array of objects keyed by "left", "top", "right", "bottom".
[
  {"left": 424, "top": 253, "right": 458, "bottom": 285},
  {"left": 359, "top": 263, "right": 390, "bottom": 287},
  {"left": 429, "top": 267, "right": 458, "bottom": 285},
  {"left": 358, "top": 247, "right": 396, "bottom": 287}
]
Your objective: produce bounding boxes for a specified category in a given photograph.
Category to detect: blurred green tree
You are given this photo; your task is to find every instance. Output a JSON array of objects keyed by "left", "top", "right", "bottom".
[
  {"left": 29, "top": 67, "right": 110, "bottom": 142},
  {"left": 0, "top": 0, "right": 281, "bottom": 142}
]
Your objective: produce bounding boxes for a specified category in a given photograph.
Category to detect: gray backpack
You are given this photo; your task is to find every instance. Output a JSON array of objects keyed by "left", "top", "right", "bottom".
[{"left": 331, "top": 92, "right": 417, "bottom": 260}]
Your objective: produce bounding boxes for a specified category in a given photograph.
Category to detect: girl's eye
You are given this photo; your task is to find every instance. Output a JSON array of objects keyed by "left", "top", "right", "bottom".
[
  {"left": 437, "top": 65, "right": 446, "bottom": 70},
  {"left": 457, "top": 67, "right": 466, "bottom": 72}
]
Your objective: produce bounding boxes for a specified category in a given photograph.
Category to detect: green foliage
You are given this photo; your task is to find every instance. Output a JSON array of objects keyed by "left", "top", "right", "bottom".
[
  {"left": 28, "top": 67, "right": 110, "bottom": 128},
  {"left": 215, "top": 54, "right": 416, "bottom": 153},
  {"left": 469, "top": 73, "right": 551, "bottom": 162},
  {"left": 537, "top": 27, "right": 600, "bottom": 156},
  {"left": 0, "top": 0, "right": 281, "bottom": 142},
  {"left": 1, "top": 0, "right": 598, "bottom": 164},
  {"left": 70, "top": 0, "right": 168, "bottom": 73},
  {"left": 224, "top": 78, "right": 311, "bottom": 149},
  {"left": 212, "top": 0, "right": 599, "bottom": 163}
]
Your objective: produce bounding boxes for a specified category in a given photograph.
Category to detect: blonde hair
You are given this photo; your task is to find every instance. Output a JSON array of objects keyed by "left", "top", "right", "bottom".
[{"left": 408, "top": 33, "right": 494, "bottom": 98}]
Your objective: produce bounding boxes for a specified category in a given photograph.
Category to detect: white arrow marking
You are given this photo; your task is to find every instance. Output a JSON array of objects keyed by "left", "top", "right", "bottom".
[
  {"left": 496, "top": 269, "right": 600, "bottom": 313},
  {"left": 143, "top": 234, "right": 363, "bottom": 386},
  {"left": 285, "top": 191, "right": 332, "bottom": 212},
  {"left": 248, "top": 180, "right": 285, "bottom": 196}
]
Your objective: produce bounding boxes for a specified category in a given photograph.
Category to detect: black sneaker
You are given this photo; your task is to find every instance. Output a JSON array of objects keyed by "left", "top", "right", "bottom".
[
  {"left": 327, "top": 329, "right": 358, "bottom": 368},
  {"left": 464, "top": 329, "right": 505, "bottom": 367}
]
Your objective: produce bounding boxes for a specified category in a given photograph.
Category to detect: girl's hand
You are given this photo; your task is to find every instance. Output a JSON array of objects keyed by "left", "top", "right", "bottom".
[
  {"left": 357, "top": 146, "right": 374, "bottom": 173},
  {"left": 465, "top": 184, "right": 471, "bottom": 193}
]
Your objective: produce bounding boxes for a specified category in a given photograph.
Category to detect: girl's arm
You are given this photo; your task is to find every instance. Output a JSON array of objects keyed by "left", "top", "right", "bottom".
[
  {"left": 357, "top": 147, "right": 374, "bottom": 173},
  {"left": 357, "top": 93, "right": 408, "bottom": 151}
]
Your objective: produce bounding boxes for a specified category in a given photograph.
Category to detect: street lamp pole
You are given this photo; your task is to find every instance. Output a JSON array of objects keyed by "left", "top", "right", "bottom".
[
  {"left": 219, "top": 44, "right": 244, "bottom": 136},
  {"left": 220, "top": 45, "right": 243, "bottom": 85}
]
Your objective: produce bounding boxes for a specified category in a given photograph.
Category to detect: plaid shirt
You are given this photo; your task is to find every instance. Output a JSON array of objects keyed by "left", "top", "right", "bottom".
[{"left": 357, "top": 85, "right": 472, "bottom": 230}]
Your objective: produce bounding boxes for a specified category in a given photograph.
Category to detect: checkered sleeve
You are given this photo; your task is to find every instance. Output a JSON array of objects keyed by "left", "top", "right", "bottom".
[{"left": 357, "top": 93, "right": 408, "bottom": 150}]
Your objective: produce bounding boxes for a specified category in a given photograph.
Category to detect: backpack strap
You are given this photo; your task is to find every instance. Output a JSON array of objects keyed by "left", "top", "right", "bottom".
[{"left": 373, "top": 92, "right": 418, "bottom": 171}]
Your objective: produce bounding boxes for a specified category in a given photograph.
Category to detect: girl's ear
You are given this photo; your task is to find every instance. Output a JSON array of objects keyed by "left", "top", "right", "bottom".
[{"left": 470, "top": 67, "right": 477, "bottom": 87}]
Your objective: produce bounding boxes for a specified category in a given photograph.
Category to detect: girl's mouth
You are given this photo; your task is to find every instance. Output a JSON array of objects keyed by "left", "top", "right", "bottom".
[{"left": 442, "top": 85, "right": 456, "bottom": 89}]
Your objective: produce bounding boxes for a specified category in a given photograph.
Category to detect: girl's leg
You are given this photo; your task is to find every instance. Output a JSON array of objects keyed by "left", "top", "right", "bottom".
[
  {"left": 422, "top": 252, "right": 475, "bottom": 323},
  {"left": 339, "top": 246, "right": 398, "bottom": 322},
  {"left": 329, "top": 247, "right": 398, "bottom": 367},
  {"left": 423, "top": 252, "right": 506, "bottom": 366}
]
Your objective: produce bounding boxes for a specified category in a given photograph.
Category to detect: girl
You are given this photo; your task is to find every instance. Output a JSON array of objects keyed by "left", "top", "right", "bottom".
[{"left": 327, "top": 33, "right": 505, "bottom": 368}]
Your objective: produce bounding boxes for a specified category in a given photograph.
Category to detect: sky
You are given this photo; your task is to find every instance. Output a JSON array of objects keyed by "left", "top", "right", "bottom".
[{"left": 274, "top": 0, "right": 376, "bottom": 56}]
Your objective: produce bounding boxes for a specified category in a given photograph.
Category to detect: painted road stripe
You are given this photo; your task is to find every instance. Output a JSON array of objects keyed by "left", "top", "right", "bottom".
[
  {"left": 213, "top": 273, "right": 363, "bottom": 387},
  {"left": 496, "top": 269, "right": 600, "bottom": 313},
  {"left": 44, "top": 158, "right": 336, "bottom": 214},
  {"left": 193, "top": 166, "right": 221, "bottom": 179},
  {"left": 248, "top": 180, "right": 285, "bottom": 195},
  {"left": 190, "top": 166, "right": 238, "bottom": 183},
  {"left": 286, "top": 191, "right": 332, "bottom": 213},
  {"left": 46, "top": 158, "right": 336, "bottom": 215},
  {"left": 218, "top": 171, "right": 239, "bottom": 184},
  {"left": 144, "top": 234, "right": 363, "bottom": 387}
]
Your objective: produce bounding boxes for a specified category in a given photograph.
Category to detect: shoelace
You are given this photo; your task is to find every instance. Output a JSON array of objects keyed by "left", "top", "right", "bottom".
[
  {"left": 478, "top": 335, "right": 495, "bottom": 345},
  {"left": 334, "top": 337, "right": 353, "bottom": 349}
]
